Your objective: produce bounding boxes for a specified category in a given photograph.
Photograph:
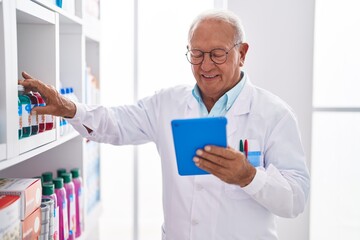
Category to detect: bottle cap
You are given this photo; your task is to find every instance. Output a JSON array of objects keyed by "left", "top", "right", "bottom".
[
  {"left": 42, "top": 171, "right": 53, "bottom": 183},
  {"left": 70, "top": 168, "right": 80, "bottom": 178},
  {"left": 61, "top": 172, "right": 72, "bottom": 183},
  {"left": 57, "top": 168, "right": 67, "bottom": 178},
  {"left": 53, "top": 178, "right": 64, "bottom": 189},
  {"left": 42, "top": 183, "right": 55, "bottom": 195},
  {"left": 18, "top": 85, "right": 24, "bottom": 91}
]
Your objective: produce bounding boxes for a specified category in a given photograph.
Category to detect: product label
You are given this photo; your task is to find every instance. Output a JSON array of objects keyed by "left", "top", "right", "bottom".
[
  {"left": 18, "top": 104, "right": 23, "bottom": 129},
  {"left": 18, "top": 104, "right": 22, "bottom": 116},
  {"left": 63, "top": 199, "right": 69, "bottom": 239},
  {"left": 22, "top": 103, "right": 31, "bottom": 127},
  {"left": 79, "top": 188, "right": 84, "bottom": 230},
  {"left": 45, "top": 114, "right": 54, "bottom": 124},
  {"left": 30, "top": 104, "right": 38, "bottom": 125},
  {"left": 69, "top": 194, "right": 76, "bottom": 236},
  {"left": 54, "top": 206, "right": 59, "bottom": 240},
  {"left": 38, "top": 103, "right": 45, "bottom": 124}
]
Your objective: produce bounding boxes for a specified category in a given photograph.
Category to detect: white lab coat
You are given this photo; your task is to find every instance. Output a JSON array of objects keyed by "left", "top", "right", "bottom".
[{"left": 67, "top": 75, "right": 310, "bottom": 240}]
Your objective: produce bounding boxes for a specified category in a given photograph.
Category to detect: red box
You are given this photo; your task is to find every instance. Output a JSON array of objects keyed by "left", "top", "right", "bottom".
[
  {"left": 0, "top": 178, "right": 42, "bottom": 220},
  {"left": 21, "top": 207, "right": 41, "bottom": 240}
]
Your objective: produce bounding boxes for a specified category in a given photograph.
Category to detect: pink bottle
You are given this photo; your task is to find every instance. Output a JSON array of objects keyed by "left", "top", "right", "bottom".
[
  {"left": 53, "top": 178, "right": 69, "bottom": 240},
  {"left": 42, "top": 183, "right": 59, "bottom": 240},
  {"left": 61, "top": 173, "right": 76, "bottom": 240},
  {"left": 71, "top": 168, "right": 83, "bottom": 237}
]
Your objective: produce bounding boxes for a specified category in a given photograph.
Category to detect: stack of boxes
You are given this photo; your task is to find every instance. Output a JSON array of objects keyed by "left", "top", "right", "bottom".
[{"left": 0, "top": 178, "right": 42, "bottom": 240}]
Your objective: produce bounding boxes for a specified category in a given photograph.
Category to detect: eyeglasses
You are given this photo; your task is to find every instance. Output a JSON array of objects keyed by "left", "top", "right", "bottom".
[{"left": 186, "top": 43, "right": 241, "bottom": 65}]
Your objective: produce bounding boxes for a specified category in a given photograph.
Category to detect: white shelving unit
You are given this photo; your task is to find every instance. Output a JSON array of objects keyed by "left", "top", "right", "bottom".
[
  {"left": 0, "top": 0, "right": 5, "bottom": 161},
  {"left": 0, "top": 0, "right": 101, "bottom": 239}
]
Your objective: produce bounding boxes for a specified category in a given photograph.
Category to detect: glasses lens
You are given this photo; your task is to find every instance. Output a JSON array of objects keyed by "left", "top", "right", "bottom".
[
  {"left": 210, "top": 49, "right": 227, "bottom": 64},
  {"left": 187, "top": 50, "right": 203, "bottom": 65}
]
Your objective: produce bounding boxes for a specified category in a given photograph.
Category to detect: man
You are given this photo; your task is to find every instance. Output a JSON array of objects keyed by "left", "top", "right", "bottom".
[{"left": 20, "top": 9, "right": 310, "bottom": 240}]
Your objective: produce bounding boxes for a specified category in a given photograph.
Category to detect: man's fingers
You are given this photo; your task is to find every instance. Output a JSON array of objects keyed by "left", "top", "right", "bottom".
[
  {"left": 31, "top": 105, "right": 51, "bottom": 115},
  {"left": 195, "top": 149, "right": 229, "bottom": 168},
  {"left": 193, "top": 156, "right": 227, "bottom": 176},
  {"left": 204, "top": 145, "right": 238, "bottom": 160},
  {"left": 22, "top": 71, "right": 34, "bottom": 79}
]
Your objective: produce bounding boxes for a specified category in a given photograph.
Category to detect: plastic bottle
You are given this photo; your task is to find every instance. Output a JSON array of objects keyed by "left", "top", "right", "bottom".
[
  {"left": 42, "top": 171, "right": 53, "bottom": 184},
  {"left": 59, "top": 88, "right": 68, "bottom": 136},
  {"left": 71, "top": 168, "right": 83, "bottom": 237},
  {"left": 69, "top": 87, "right": 79, "bottom": 102},
  {"left": 26, "top": 91, "right": 39, "bottom": 136},
  {"left": 42, "top": 183, "right": 59, "bottom": 240},
  {"left": 33, "top": 92, "right": 46, "bottom": 133},
  {"left": 18, "top": 96, "right": 22, "bottom": 139},
  {"left": 44, "top": 91, "right": 55, "bottom": 130},
  {"left": 18, "top": 85, "right": 31, "bottom": 138},
  {"left": 61, "top": 173, "right": 76, "bottom": 239},
  {"left": 34, "top": 89, "right": 55, "bottom": 132},
  {"left": 53, "top": 178, "right": 69, "bottom": 240}
]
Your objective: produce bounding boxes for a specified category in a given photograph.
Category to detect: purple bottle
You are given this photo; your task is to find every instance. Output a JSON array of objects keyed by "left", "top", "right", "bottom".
[
  {"left": 61, "top": 173, "right": 76, "bottom": 240},
  {"left": 53, "top": 178, "right": 69, "bottom": 240},
  {"left": 42, "top": 183, "right": 59, "bottom": 240},
  {"left": 71, "top": 168, "right": 83, "bottom": 237}
]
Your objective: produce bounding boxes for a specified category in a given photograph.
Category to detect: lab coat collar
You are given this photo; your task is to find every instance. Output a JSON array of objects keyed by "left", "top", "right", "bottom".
[
  {"left": 186, "top": 73, "right": 253, "bottom": 116},
  {"left": 186, "top": 73, "right": 254, "bottom": 138},
  {"left": 227, "top": 75, "right": 253, "bottom": 116},
  {"left": 225, "top": 75, "right": 253, "bottom": 137}
]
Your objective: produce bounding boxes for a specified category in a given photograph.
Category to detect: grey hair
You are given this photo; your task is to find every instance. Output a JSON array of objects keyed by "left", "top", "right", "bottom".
[{"left": 188, "top": 9, "right": 246, "bottom": 44}]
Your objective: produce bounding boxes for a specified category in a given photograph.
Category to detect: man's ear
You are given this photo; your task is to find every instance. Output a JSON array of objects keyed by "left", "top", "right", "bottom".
[{"left": 239, "top": 43, "right": 249, "bottom": 67}]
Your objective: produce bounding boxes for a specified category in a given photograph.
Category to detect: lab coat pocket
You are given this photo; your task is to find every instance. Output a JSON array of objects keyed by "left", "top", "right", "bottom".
[
  {"left": 224, "top": 184, "right": 251, "bottom": 200},
  {"left": 247, "top": 151, "right": 262, "bottom": 167}
]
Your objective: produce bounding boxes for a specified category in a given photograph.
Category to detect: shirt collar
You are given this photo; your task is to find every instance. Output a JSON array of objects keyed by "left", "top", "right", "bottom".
[{"left": 192, "top": 72, "right": 247, "bottom": 111}]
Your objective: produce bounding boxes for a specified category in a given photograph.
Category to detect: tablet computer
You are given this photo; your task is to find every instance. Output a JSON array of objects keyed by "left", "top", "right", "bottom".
[{"left": 171, "top": 117, "right": 227, "bottom": 176}]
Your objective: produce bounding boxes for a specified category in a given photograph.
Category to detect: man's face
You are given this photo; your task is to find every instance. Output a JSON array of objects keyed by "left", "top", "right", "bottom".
[{"left": 189, "top": 19, "right": 248, "bottom": 102}]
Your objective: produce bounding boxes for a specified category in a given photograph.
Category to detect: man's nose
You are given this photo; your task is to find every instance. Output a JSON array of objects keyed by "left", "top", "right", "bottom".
[{"left": 201, "top": 53, "right": 215, "bottom": 70}]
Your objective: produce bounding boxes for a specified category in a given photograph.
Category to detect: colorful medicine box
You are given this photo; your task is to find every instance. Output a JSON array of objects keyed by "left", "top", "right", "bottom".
[
  {"left": 0, "top": 195, "right": 21, "bottom": 240},
  {"left": 0, "top": 178, "right": 42, "bottom": 220},
  {"left": 21, "top": 207, "right": 41, "bottom": 240}
]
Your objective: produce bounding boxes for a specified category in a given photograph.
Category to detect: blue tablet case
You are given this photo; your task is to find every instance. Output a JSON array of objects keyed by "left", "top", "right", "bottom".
[{"left": 171, "top": 117, "right": 227, "bottom": 176}]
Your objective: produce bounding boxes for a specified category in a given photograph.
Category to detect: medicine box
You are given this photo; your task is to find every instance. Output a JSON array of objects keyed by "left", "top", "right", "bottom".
[
  {"left": 0, "top": 178, "right": 42, "bottom": 220},
  {"left": 21, "top": 207, "right": 41, "bottom": 240},
  {"left": 0, "top": 195, "right": 21, "bottom": 240}
]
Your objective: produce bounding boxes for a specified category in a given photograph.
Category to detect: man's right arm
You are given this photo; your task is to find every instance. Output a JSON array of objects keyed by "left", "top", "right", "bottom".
[{"left": 19, "top": 71, "right": 77, "bottom": 118}]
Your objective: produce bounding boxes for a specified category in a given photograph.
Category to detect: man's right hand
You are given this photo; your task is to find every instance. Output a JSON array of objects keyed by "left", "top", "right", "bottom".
[{"left": 19, "top": 71, "right": 77, "bottom": 118}]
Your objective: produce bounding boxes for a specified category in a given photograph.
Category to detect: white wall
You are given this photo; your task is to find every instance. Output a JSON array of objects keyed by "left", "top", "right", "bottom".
[{"left": 227, "top": 1, "right": 314, "bottom": 240}]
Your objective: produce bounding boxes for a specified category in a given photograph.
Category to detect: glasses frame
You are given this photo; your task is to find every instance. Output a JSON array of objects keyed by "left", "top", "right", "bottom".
[{"left": 186, "top": 42, "right": 241, "bottom": 65}]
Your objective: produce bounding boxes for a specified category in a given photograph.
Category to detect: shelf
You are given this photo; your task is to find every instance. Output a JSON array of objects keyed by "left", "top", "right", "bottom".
[
  {"left": 0, "top": 143, "right": 5, "bottom": 161},
  {"left": 0, "top": 130, "right": 79, "bottom": 171},
  {"left": 16, "top": 0, "right": 56, "bottom": 24},
  {"left": 31, "top": 0, "right": 82, "bottom": 25},
  {"left": 19, "top": 129, "right": 56, "bottom": 154}
]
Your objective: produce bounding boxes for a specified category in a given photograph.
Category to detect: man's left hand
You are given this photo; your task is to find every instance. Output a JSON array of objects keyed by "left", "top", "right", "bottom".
[{"left": 193, "top": 145, "right": 256, "bottom": 187}]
